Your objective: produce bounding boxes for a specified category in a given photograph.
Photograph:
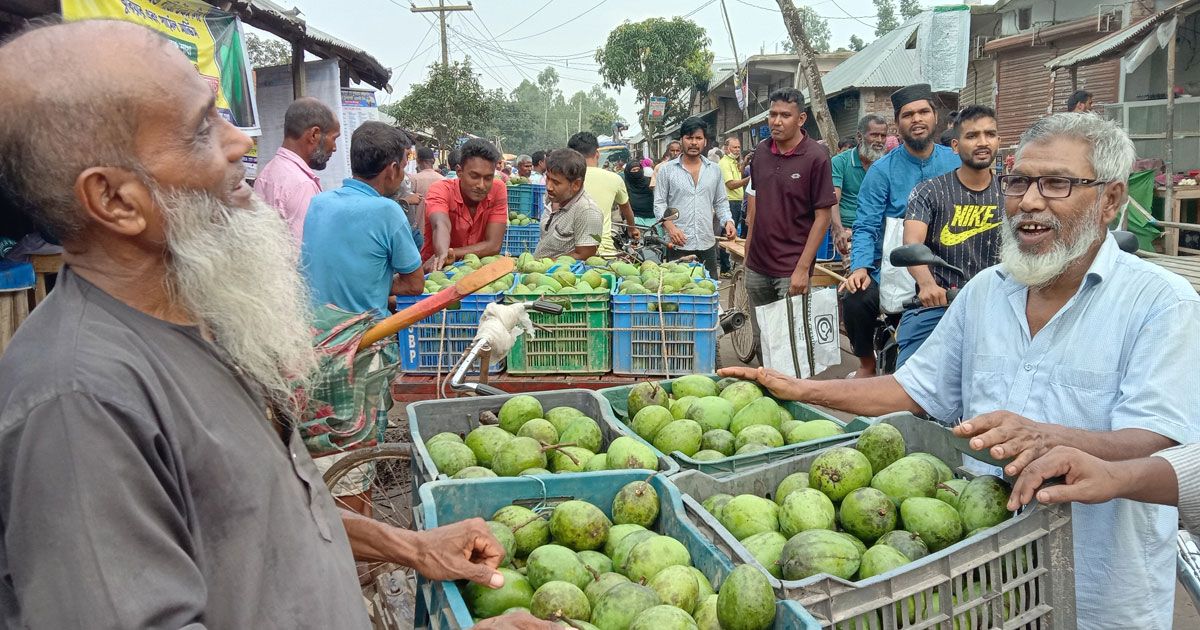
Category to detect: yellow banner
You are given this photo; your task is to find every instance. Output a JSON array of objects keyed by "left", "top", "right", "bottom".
[{"left": 62, "top": 0, "right": 259, "bottom": 132}]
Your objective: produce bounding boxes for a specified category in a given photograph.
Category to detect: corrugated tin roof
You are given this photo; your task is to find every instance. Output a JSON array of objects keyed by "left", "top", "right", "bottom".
[
  {"left": 1045, "top": 0, "right": 1199, "bottom": 70},
  {"left": 724, "top": 18, "right": 923, "bottom": 134}
]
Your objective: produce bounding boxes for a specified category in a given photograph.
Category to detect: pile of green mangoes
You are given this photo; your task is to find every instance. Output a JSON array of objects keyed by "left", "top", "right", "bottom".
[
  {"left": 698, "top": 423, "right": 1014, "bottom": 585},
  {"left": 515, "top": 252, "right": 559, "bottom": 273},
  {"left": 604, "top": 260, "right": 716, "bottom": 296},
  {"left": 425, "top": 395, "right": 663, "bottom": 478},
  {"left": 509, "top": 211, "right": 535, "bottom": 226},
  {"left": 512, "top": 268, "right": 611, "bottom": 296},
  {"left": 625, "top": 376, "right": 846, "bottom": 461},
  {"left": 507, "top": 177, "right": 531, "bottom": 186},
  {"left": 464, "top": 480, "right": 778, "bottom": 630},
  {"left": 421, "top": 254, "right": 515, "bottom": 294}
]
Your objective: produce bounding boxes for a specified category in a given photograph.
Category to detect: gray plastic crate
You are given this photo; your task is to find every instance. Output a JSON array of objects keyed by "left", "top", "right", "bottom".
[
  {"left": 407, "top": 389, "right": 680, "bottom": 491},
  {"left": 597, "top": 375, "right": 870, "bottom": 476},
  {"left": 672, "top": 412, "right": 1076, "bottom": 629}
]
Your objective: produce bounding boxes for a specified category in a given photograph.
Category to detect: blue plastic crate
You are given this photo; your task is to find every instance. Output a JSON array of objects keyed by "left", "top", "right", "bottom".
[
  {"left": 394, "top": 272, "right": 513, "bottom": 375},
  {"left": 414, "top": 471, "right": 822, "bottom": 630},
  {"left": 816, "top": 227, "right": 840, "bottom": 262},
  {"left": 611, "top": 278, "right": 719, "bottom": 376},
  {"left": 505, "top": 183, "right": 547, "bottom": 219},
  {"left": 501, "top": 224, "right": 540, "bottom": 257},
  {"left": 407, "top": 389, "right": 679, "bottom": 489}
]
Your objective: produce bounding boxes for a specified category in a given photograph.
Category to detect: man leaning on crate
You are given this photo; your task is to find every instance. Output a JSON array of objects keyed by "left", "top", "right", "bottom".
[
  {"left": 0, "top": 21, "right": 552, "bottom": 630},
  {"left": 421, "top": 138, "right": 510, "bottom": 272},
  {"left": 722, "top": 113, "right": 1200, "bottom": 629}
]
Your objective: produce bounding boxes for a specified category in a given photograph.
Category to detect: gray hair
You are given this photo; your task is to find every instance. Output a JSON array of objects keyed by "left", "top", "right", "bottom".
[
  {"left": 857, "top": 114, "right": 888, "bottom": 135},
  {"left": 517, "top": 154, "right": 532, "bottom": 164},
  {"left": 0, "top": 20, "right": 151, "bottom": 241},
  {"left": 1015, "top": 113, "right": 1136, "bottom": 186},
  {"left": 283, "top": 97, "right": 337, "bottom": 139}
]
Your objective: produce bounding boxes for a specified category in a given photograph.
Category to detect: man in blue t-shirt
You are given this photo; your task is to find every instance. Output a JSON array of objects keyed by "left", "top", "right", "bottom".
[
  {"left": 841, "top": 84, "right": 959, "bottom": 377},
  {"left": 301, "top": 122, "right": 425, "bottom": 316}
]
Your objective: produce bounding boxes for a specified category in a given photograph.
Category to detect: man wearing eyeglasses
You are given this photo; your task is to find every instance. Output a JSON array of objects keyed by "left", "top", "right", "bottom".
[{"left": 721, "top": 113, "right": 1200, "bottom": 629}]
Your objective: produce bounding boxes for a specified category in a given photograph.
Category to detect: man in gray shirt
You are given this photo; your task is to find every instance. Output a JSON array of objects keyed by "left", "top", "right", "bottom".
[{"left": 0, "top": 21, "right": 548, "bottom": 630}]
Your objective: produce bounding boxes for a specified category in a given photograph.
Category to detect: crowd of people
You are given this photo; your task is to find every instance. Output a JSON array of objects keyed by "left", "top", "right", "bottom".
[{"left": 2, "top": 17, "right": 1199, "bottom": 630}]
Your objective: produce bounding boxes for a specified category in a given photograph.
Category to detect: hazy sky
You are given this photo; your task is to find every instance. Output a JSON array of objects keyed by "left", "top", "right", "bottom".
[{"left": 247, "top": 0, "right": 930, "bottom": 135}]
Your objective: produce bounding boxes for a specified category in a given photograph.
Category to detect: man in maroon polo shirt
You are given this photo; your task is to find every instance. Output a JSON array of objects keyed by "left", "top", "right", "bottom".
[{"left": 744, "top": 88, "right": 837, "bottom": 344}]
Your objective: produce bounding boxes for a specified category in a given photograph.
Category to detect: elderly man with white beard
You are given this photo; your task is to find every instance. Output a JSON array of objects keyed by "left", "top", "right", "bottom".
[
  {"left": 0, "top": 21, "right": 553, "bottom": 630},
  {"left": 721, "top": 112, "right": 1200, "bottom": 629}
]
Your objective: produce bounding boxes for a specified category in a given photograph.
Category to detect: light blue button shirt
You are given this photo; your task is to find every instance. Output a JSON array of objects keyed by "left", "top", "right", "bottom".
[
  {"left": 653, "top": 156, "right": 733, "bottom": 251},
  {"left": 896, "top": 234, "right": 1200, "bottom": 629}
]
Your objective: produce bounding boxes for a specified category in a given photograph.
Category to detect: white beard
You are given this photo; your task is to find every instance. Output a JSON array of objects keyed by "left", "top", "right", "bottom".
[
  {"left": 1000, "top": 199, "right": 1104, "bottom": 289},
  {"left": 157, "top": 187, "right": 316, "bottom": 408}
]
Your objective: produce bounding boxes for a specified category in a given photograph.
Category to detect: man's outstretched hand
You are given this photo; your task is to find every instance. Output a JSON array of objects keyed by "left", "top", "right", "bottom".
[
  {"left": 472, "top": 611, "right": 559, "bottom": 630},
  {"left": 717, "top": 366, "right": 808, "bottom": 401},
  {"left": 952, "top": 410, "right": 1060, "bottom": 478},
  {"left": 412, "top": 518, "right": 506, "bottom": 586},
  {"left": 1007, "top": 446, "right": 1125, "bottom": 511}
]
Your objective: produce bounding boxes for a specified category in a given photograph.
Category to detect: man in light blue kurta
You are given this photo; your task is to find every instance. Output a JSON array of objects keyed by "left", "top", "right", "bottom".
[
  {"left": 897, "top": 232, "right": 1199, "bottom": 628},
  {"left": 718, "top": 113, "right": 1200, "bottom": 629}
]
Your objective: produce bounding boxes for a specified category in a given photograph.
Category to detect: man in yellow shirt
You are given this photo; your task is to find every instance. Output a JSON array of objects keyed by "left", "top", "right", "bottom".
[
  {"left": 567, "top": 132, "right": 639, "bottom": 255},
  {"left": 719, "top": 136, "right": 750, "bottom": 275}
]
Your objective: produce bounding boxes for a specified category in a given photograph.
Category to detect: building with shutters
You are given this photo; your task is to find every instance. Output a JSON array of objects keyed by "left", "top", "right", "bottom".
[{"left": 981, "top": 0, "right": 1176, "bottom": 149}]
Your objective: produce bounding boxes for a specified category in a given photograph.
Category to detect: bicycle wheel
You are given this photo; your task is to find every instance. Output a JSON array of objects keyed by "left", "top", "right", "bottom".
[
  {"left": 730, "top": 267, "right": 759, "bottom": 363},
  {"left": 322, "top": 444, "right": 416, "bottom": 588}
]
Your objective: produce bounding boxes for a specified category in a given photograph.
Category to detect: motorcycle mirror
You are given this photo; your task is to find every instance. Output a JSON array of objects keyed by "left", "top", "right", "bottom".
[
  {"left": 1112, "top": 230, "right": 1139, "bottom": 254},
  {"left": 662, "top": 208, "right": 680, "bottom": 222},
  {"left": 888, "top": 243, "right": 948, "bottom": 268}
]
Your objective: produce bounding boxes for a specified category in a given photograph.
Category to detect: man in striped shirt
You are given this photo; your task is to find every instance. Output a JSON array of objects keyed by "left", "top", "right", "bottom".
[{"left": 896, "top": 105, "right": 1003, "bottom": 368}]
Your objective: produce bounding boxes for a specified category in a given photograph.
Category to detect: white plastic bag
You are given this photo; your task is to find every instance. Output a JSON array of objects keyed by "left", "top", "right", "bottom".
[
  {"left": 879, "top": 216, "right": 917, "bottom": 314},
  {"left": 757, "top": 287, "right": 841, "bottom": 379}
]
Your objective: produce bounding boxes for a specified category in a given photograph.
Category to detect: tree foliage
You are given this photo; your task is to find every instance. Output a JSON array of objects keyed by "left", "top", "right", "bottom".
[
  {"left": 900, "top": 0, "right": 923, "bottom": 20},
  {"left": 848, "top": 34, "right": 867, "bottom": 52},
  {"left": 873, "top": 0, "right": 900, "bottom": 37},
  {"left": 778, "top": 6, "right": 831, "bottom": 55},
  {"left": 483, "top": 70, "right": 621, "bottom": 156},
  {"left": 246, "top": 32, "right": 291, "bottom": 68},
  {"left": 595, "top": 17, "right": 713, "bottom": 139},
  {"left": 381, "top": 60, "right": 502, "bottom": 150}
]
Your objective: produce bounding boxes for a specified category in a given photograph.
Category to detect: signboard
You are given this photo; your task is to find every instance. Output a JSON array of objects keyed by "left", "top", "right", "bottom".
[
  {"left": 63, "top": 0, "right": 260, "bottom": 134},
  {"left": 648, "top": 96, "right": 668, "bottom": 121},
  {"left": 734, "top": 74, "right": 750, "bottom": 112},
  {"left": 339, "top": 88, "right": 386, "bottom": 180}
]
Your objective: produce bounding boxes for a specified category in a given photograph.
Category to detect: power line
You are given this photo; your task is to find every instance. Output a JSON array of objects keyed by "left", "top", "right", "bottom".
[
  {"left": 732, "top": 0, "right": 876, "bottom": 20},
  {"left": 491, "top": 0, "right": 557, "bottom": 39},
  {"left": 494, "top": 0, "right": 609, "bottom": 42},
  {"left": 826, "top": 0, "right": 880, "bottom": 30},
  {"left": 463, "top": 11, "right": 535, "bottom": 83},
  {"left": 392, "top": 19, "right": 437, "bottom": 71}
]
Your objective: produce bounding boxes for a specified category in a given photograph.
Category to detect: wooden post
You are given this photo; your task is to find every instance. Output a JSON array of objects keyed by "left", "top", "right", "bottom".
[
  {"left": 1165, "top": 13, "right": 1179, "bottom": 255},
  {"left": 775, "top": 0, "right": 838, "bottom": 150},
  {"left": 290, "top": 40, "right": 306, "bottom": 99}
]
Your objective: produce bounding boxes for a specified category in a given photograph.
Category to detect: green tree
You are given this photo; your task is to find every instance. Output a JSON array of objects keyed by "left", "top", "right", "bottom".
[
  {"left": 483, "top": 69, "right": 623, "bottom": 156},
  {"left": 848, "top": 34, "right": 867, "bottom": 52},
  {"left": 778, "top": 6, "right": 831, "bottom": 55},
  {"left": 595, "top": 17, "right": 713, "bottom": 139},
  {"left": 246, "top": 32, "right": 291, "bottom": 68},
  {"left": 874, "top": 0, "right": 900, "bottom": 37},
  {"left": 381, "top": 60, "right": 500, "bottom": 150},
  {"left": 900, "top": 0, "right": 923, "bottom": 20}
]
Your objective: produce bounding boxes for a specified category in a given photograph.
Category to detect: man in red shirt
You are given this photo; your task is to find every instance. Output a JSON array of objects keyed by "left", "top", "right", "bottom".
[{"left": 422, "top": 139, "right": 508, "bottom": 270}]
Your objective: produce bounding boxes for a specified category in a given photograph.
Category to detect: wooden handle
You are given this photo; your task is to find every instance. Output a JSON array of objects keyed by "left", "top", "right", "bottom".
[{"left": 357, "top": 257, "right": 515, "bottom": 350}]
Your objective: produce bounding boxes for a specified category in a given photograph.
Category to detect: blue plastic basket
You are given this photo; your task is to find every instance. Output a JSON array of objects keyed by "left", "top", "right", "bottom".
[
  {"left": 505, "top": 183, "right": 547, "bottom": 219},
  {"left": 816, "top": 227, "right": 840, "bottom": 262},
  {"left": 611, "top": 278, "right": 719, "bottom": 376},
  {"left": 501, "top": 224, "right": 540, "bottom": 257},
  {"left": 414, "top": 471, "right": 822, "bottom": 630},
  {"left": 394, "top": 271, "right": 513, "bottom": 374}
]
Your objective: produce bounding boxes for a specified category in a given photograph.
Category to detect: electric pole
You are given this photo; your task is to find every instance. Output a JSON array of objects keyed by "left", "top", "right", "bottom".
[{"left": 411, "top": 0, "right": 473, "bottom": 66}]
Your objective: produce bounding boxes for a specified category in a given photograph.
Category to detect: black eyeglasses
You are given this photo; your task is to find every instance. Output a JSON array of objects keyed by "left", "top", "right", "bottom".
[{"left": 998, "top": 174, "right": 1108, "bottom": 198}]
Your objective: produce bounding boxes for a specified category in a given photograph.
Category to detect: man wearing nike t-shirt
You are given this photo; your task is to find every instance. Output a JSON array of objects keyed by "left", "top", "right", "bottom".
[{"left": 896, "top": 105, "right": 1003, "bottom": 367}]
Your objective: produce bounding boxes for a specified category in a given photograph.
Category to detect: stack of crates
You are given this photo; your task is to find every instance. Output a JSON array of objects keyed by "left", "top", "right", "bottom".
[
  {"left": 611, "top": 272, "right": 719, "bottom": 376},
  {"left": 505, "top": 271, "right": 615, "bottom": 375},
  {"left": 393, "top": 268, "right": 513, "bottom": 374}
]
